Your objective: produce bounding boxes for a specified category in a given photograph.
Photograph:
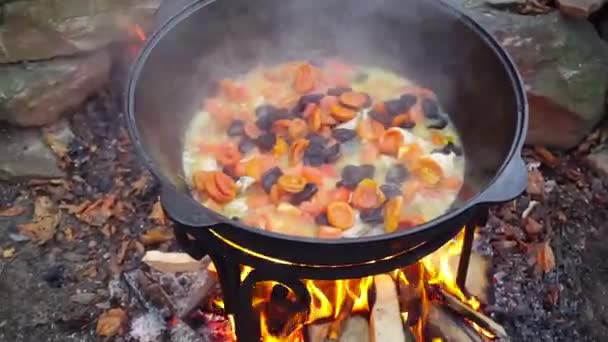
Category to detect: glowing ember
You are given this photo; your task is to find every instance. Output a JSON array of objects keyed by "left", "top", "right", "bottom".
[{"left": 132, "top": 24, "right": 147, "bottom": 42}]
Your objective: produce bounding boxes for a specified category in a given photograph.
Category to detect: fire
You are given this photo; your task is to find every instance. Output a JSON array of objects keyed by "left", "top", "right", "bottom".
[
  {"left": 209, "top": 227, "right": 491, "bottom": 341},
  {"left": 132, "top": 24, "right": 147, "bottom": 42}
]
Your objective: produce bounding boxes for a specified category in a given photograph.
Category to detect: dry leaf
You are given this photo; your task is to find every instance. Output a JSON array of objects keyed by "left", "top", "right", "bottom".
[
  {"left": 82, "top": 265, "right": 98, "bottom": 279},
  {"left": 112, "top": 201, "right": 133, "bottom": 222},
  {"left": 78, "top": 195, "right": 116, "bottom": 227},
  {"left": 2, "top": 247, "right": 16, "bottom": 258},
  {"left": 148, "top": 201, "right": 166, "bottom": 225},
  {"left": 17, "top": 196, "right": 60, "bottom": 245},
  {"left": 140, "top": 227, "right": 174, "bottom": 246},
  {"left": 533, "top": 146, "right": 559, "bottom": 168},
  {"left": 43, "top": 132, "right": 69, "bottom": 158},
  {"left": 129, "top": 174, "right": 151, "bottom": 196},
  {"left": 96, "top": 308, "right": 127, "bottom": 337},
  {"left": 536, "top": 241, "right": 556, "bottom": 274},
  {"left": 525, "top": 217, "right": 543, "bottom": 235},
  {"left": 63, "top": 226, "right": 74, "bottom": 242},
  {"left": 61, "top": 200, "right": 91, "bottom": 215},
  {"left": 116, "top": 239, "right": 131, "bottom": 265},
  {"left": 0, "top": 206, "right": 25, "bottom": 217}
]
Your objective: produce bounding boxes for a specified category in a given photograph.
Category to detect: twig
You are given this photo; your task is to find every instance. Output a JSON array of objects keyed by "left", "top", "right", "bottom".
[{"left": 436, "top": 288, "right": 508, "bottom": 340}]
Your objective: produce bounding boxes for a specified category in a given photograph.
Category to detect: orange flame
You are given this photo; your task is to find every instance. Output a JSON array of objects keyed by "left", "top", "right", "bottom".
[{"left": 133, "top": 24, "right": 147, "bottom": 42}]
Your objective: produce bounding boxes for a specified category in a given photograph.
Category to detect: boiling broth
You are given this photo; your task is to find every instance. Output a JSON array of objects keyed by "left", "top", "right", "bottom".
[{"left": 183, "top": 59, "right": 465, "bottom": 239}]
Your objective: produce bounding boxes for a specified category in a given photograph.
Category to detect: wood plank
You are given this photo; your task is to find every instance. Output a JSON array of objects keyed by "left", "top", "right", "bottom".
[{"left": 370, "top": 274, "right": 406, "bottom": 342}]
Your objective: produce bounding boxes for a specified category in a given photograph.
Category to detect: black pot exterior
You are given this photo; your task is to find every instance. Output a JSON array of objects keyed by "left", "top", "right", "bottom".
[{"left": 126, "top": 0, "right": 528, "bottom": 265}]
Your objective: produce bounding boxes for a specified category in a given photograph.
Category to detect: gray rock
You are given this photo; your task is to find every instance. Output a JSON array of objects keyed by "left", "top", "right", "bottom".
[
  {"left": 0, "top": 0, "right": 161, "bottom": 63},
  {"left": 586, "top": 149, "right": 608, "bottom": 178},
  {"left": 69, "top": 292, "right": 97, "bottom": 305},
  {"left": 448, "top": 0, "right": 608, "bottom": 149},
  {"left": 0, "top": 50, "right": 110, "bottom": 127},
  {"left": 0, "top": 126, "right": 66, "bottom": 181},
  {"left": 557, "top": 0, "right": 608, "bottom": 18}
]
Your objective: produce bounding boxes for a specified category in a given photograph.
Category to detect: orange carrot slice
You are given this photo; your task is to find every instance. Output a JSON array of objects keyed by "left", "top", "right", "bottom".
[
  {"left": 319, "top": 226, "right": 343, "bottom": 239},
  {"left": 215, "top": 143, "right": 241, "bottom": 167},
  {"left": 272, "top": 119, "right": 292, "bottom": 137},
  {"left": 302, "top": 167, "right": 324, "bottom": 185},
  {"left": 289, "top": 118, "right": 309, "bottom": 140},
  {"left": 204, "top": 171, "right": 235, "bottom": 203},
  {"left": 192, "top": 171, "right": 210, "bottom": 196},
  {"left": 326, "top": 201, "right": 355, "bottom": 230},
  {"left": 293, "top": 63, "right": 317, "bottom": 94},
  {"left": 320, "top": 96, "right": 339, "bottom": 111},
  {"left": 289, "top": 139, "right": 310, "bottom": 166},
  {"left": 244, "top": 122, "right": 261, "bottom": 139},
  {"left": 272, "top": 137, "right": 288, "bottom": 157},
  {"left": 398, "top": 214, "right": 426, "bottom": 230},
  {"left": 245, "top": 156, "right": 275, "bottom": 181},
  {"left": 384, "top": 196, "right": 404, "bottom": 233},
  {"left": 339, "top": 91, "right": 370, "bottom": 109},
  {"left": 330, "top": 104, "right": 356, "bottom": 122},
  {"left": 308, "top": 107, "right": 322, "bottom": 132},
  {"left": 329, "top": 187, "right": 351, "bottom": 203},
  {"left": 356, "top": 118, "right": 385, "bottom": 141},
  {"left": 269, "top": 184, "right": 283, "bottom": 204},
  {"left": 398, "top": 143, "right": 423, "bottom": 164},
  {"left": 299, "top": 200, "right": 325, "bottom": 217},
  {"left": 412, "top": 157, "right": 444, "bottom": 186},
  {"left": 352, "top": 179, "right": 386, "bottom": 210},
  {"left": 378, "top": 129, "right": 404, "bottom": 156},
  {"left": 431, "top": 131, "right": 447, "bottom": 146},
  {"left": 442, "top": 177, "right": 463, "bottom": 191},
  {"left": 360, "top": 143, "right": 379, "bottom": 164},
  {"left": 302, "top": 103, "right": 318, "bottom": 119},
  {"left": 391, "top": 114, "right": 414, "bottom": 127},
  {"left": 278, "top": 174, "right": 307, "bottom": 193}
]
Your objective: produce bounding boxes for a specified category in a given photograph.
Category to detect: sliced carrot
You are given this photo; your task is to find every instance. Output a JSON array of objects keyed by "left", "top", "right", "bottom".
[
  {"left": 326, "top": 201, "right": 355, "bottom": 230},
  {"left": 320, "top": 111, "right": 338, "bottom": 125},
  {"left": 308, "top": 107, "right": 322, "bottom": 132},
  {"left": 319, "top": 125, "right": 333, "bottom": 138},
  {"left": 372, "top": 102, "right": 387, "bottom": 114},
  {"left": 269, "top": 184, "right": 283, "bottom": 204},
  {"left": 330, "top": 104, "right": 356, "bottom": 122},
  {"left": 412, "top": 157, "right": 444, "bottom": 186},
  {"left": 319, "top": 164, "right": 338, "bottom": 177},
  {"left": 215, "top": 143, "right": 241, "bottom": 167},
  {"left": 392, "top": 114, "right": 414, "bottom": 127},
  {"left": 320, "top": 96, "right": 339, "bottom": 112},
  {"left": 378, "top": 129, "right": 404, "bottom": 156},
  {"left": 192, "top": 171, "right": 211, "bottom": 196},
  {"left": 272, "top": 137, "right": 288, "bottom": 157},
  {"left": 401, "top": 180, "right": 421, "bottom": 205},
  {"left": 302, "top": 166, "right": 324, "bottom": 185},
  {"left": 278, "top": 174, "right": 307, "bottom": 193},
  {"left": 288, "top": 118, "right": 309, "bottom": 140},
  {"left": 442, "top": 177, "right": 463, "bottom": 191},
  {"left": 339, "top": 91, "right": 370, "bottom": 109},
  {"left": 245, "top": 156, "right": 275, "bottom": 181},
  {"left": 219, "top": 79, "right": 251, "bottom": 103},
  {"left": 431, "top": 131, "right": 448, "bottom": 146},
  {"left": 384, "top": 196, "right": 404, "bottom": 233},
  {"left": 302, "top": 103, "right": 318, "bottom": 119},
  {"left": 233, "top": 161, "right": 247, "bottom": 177},
  {"left": 356, "top": 118, "right": 385, "bottom": 141},
  {"left": 204, "top": 171, "right": 235, "bottom": 203},
  {"left": 319, "top": 226, "right": 343, "bottom": 239},
  {"left": 329, "top": 187, "right": 351, "bottom": 203},
  {"left": 299, "top": 200, "right": 325, "bottom": 217},
  {"left": 360, "top": 143, "right": 379, "bottom": 164},
  {"left": 397, "top": 214, "right": 426, "bottom": 230},
  {"left": 293, "top": 63, "right": 317, "bottom": 94},
  {"left": 247, "top": 190, "right": 271, "bottom": 209},
  {"left": 289, "top": 139, "right": 310, "bottom": 166},
  {"left": 207, "top": 104, "right": 234, "bottom": 129},
  {"left": 398, "top": 143, "right": 423, "bottom": 164},
  {"left": 352, "top": 179, "right": 386, "bottom": 210}
]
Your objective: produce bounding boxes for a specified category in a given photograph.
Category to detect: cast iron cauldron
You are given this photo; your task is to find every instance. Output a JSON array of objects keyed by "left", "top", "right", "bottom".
[{"left": 126, "top": 0, "right": 528, "bottom": 266}]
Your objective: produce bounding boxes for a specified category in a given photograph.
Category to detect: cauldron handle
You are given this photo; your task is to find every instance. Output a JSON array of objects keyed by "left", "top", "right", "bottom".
[{"left": 473, "top": 155, "right": 527, "bottom": 205}]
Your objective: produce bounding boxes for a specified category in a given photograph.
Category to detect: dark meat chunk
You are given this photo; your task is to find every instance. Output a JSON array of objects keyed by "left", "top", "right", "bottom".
[
  {"left": 261, "top": 167, "right": 283, "bottom": 193},
  {"left": 327, "top": 87, "right": 352, "bottom": 96},
  {"left": 304, "top": 141, "right": 325, "bottom": 166},
  {"left": 306, "top": 133, "right": 328, "bottom": 146},
  {"left": 384, "top": 95, "right": 416, "bottom": 116},
  {"left": 291, "top": 183, "right": 319, "bottom": 205},
  {"left": 380, "top": 184, "right": 401, "bottom": 199},
  {"left": 238, "top": 137, "right": 256, "bottom": 154},
  {"left": 422, "top": 98, "right": 440, "bottom": 119},
  {"left": 332, "top": 128, "right": 357, "bottom": 142},
  {"left": 255, "top": 105, "right": 287, "bottom": 130},
  {"left": 255, "top": 133, "right": 277, "bottom": 152},
  {"left": 385, "top": 164, "right": 409, "bottom": 184},
  {"left": 227, "top": 119, "right": 245, "bottom": 136},
  {"left": 323, "top": 143, "right": 342, "bottom": 164},
  {"left": 360, "top": 207, "right": 384, "bottom": 224},
  {"left": 369, "top": 110, "right": 392, "bottom": 127},
  {"left": 360, "top": 164, "right": 376, "bottom": 179},
  {"left": 340, "top": 165, "right": 373, "bottom": 189},
  {"left": 399, "top": 94, "right": 417, "bottom": 109}
]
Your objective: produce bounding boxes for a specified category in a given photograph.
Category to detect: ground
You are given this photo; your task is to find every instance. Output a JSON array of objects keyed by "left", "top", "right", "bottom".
[{"left": 0, "top": 91, "right": 607, "bottom": 341}]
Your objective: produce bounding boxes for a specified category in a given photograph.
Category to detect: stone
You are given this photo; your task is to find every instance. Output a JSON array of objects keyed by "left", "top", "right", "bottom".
[
  {"left": 586, "top": 149, "right": 608, "bottom": 178},
  {"left": 70, "top": 292, "right": 97, "bottom": 305},
  {"left": 557, "top": 0, "right": 608, "bottom": 18},
  {"left": 0, "top": 0, "right": 161, "bottom": 63},
  {"left": 448, "top": 0, "right": 608, "bottom": 149},
  {"left": 0, "top": 125, "right": 70, "bottom": 181},
  {"left": 0, "top": 50, "right": 110, "bottom": 127}
]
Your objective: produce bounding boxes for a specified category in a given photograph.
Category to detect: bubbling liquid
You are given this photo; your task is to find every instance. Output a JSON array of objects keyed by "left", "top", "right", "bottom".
[{"left": 182, "top": 59, "right": 465, "bottom": 239}]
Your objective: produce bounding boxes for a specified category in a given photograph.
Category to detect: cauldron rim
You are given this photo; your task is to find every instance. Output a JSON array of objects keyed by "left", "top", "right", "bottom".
[{"left": 125, "top": 0, "right": 528, "bottom": 258}]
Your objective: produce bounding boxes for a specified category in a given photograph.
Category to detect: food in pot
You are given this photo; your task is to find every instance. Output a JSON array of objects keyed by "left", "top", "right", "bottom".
[{"left": 182, "top": 59, "right": 465, "bottom": 239}]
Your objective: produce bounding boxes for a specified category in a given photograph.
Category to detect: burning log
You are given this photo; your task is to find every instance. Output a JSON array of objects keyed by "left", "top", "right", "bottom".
[
  {"left": 337, "top": 316, "right": 369, "bottom": 342},
  {"left": 307, "top": 322, "right": 331, "bottom": 342},
  {"left": 447, "top": 252, "right": 490, "bottom": 304},
  {"left": 426, "top": 303, "right": 482, "bottom": 342},
  {"left": 177, "top": 256, "right": 219, "bottom": 319},
  {"left": 436, "top": 288, "right": 508, "bottom": 340},
  {"left": 370, "top": 274, "right": 407, "bottom": 342},
  {"left": 326, "top": 295, "right": 354, "bottom": 340},
  {"left": 397, "top": 280, "right": 422, "bottom": 326}
]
